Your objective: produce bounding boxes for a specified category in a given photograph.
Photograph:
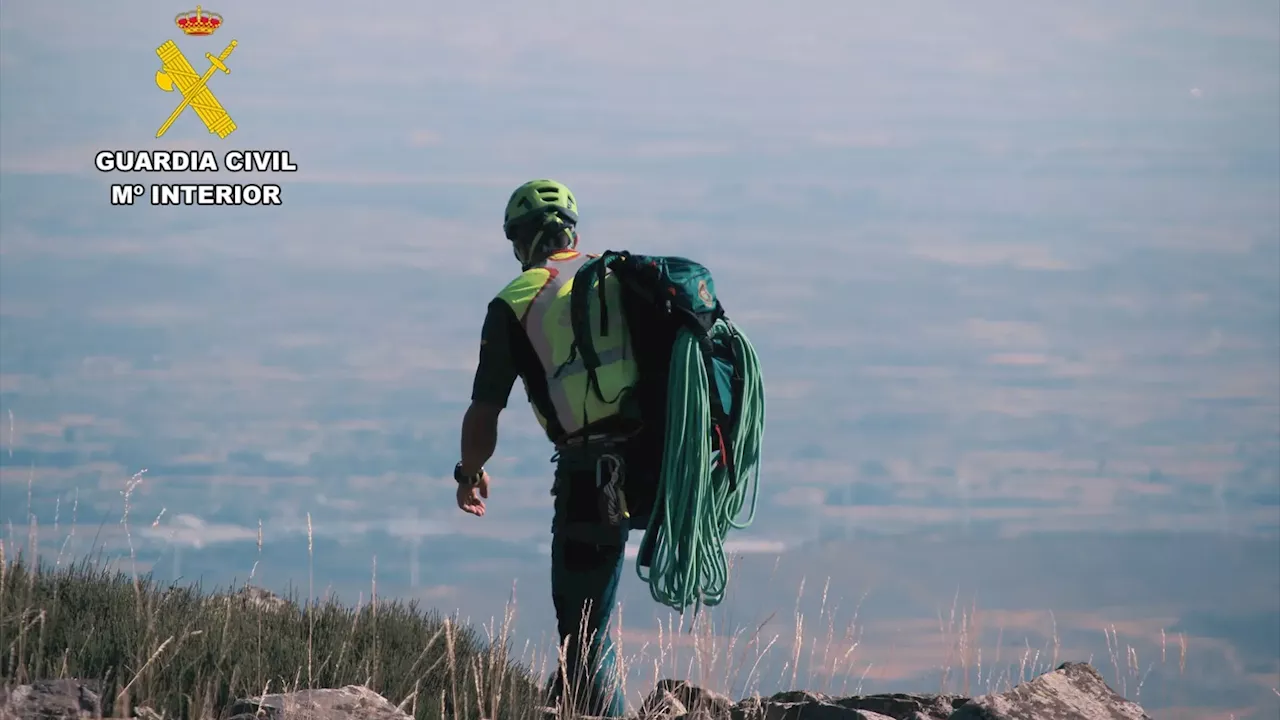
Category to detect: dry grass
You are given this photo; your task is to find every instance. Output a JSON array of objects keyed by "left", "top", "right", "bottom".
[
  {"left": 0, "top": 547, "right": 544, "bottom": 720},
  {"left": 0, "top": 471, "right": 1193, "bottom": 719},
  {"left": 604, "top": 569, "right": 1187, "bottom": 710},
  {"left": 0, "top": 470, "right": 541, "bottom": 720}
]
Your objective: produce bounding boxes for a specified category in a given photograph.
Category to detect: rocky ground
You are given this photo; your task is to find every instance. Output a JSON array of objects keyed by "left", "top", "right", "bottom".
[{"left": 0, "top": 661, "right": 1150, "bottom": 720}]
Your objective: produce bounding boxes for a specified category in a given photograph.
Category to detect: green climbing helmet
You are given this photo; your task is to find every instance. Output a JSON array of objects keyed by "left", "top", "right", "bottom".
[{"left": 503, "top": 179, "right": 579, "bottom": 241}]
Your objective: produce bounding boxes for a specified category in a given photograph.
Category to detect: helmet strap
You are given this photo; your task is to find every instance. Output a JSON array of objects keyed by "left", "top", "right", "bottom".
[{"left": 513, "top": 222, "right": 577, "bottom": 270}]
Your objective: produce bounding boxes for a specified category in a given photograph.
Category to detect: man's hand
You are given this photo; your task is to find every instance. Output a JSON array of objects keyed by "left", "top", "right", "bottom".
[
  {"left": 457, "top": 401, "right": 500, "bottom": 517},
  {"left": 456, "top": 471, "right": 491, "bottom": 517}
]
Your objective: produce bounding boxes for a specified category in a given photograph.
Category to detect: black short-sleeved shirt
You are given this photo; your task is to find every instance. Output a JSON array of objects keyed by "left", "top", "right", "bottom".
[{"left": 470, "top": 298, "right": 563, "bottom": 440}]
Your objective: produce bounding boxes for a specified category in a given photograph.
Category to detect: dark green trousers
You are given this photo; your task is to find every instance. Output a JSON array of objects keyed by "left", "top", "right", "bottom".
[{"left": 545, "top": 450, "right": 651, "bottom": 718}]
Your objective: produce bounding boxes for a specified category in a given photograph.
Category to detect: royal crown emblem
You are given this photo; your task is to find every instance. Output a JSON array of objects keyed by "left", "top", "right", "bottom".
[{"left": 175, "top": 6, "right": 223, "bottom": 36}]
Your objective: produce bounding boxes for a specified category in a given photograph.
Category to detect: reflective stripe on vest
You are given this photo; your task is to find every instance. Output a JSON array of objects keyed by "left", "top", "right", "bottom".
[{"left": 496, "top": 251, "right": 638, "bottom": 438}]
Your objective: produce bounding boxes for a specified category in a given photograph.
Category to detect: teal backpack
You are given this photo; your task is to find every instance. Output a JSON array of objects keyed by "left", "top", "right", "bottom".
[{"left": 566, "top": 250, "right": 766, "bottom": 612}]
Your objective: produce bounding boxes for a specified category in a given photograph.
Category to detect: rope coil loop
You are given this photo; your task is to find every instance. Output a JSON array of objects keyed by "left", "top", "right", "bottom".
[{"left": 637, "top": 320, "right": 765, "bottom": 612}]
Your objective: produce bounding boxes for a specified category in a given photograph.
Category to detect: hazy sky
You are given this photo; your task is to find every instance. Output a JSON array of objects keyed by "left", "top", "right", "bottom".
[{"left": 2, "top": 2, "right": 1278, "bottom": 717}]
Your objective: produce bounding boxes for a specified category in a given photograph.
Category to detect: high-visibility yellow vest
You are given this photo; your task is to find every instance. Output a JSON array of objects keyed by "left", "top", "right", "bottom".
[{"left": 495, "top": 250, "right": 639, "bottom": 441}]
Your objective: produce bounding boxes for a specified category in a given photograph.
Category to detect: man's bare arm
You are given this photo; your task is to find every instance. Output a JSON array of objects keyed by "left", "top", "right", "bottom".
[{"left": 460, "top": 401, "right": 502, "bottom": 476}]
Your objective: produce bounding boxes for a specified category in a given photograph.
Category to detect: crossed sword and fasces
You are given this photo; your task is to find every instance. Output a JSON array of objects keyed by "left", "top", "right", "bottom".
[{"left": 154, "top": 39, "right": 238, "bottom": 138}]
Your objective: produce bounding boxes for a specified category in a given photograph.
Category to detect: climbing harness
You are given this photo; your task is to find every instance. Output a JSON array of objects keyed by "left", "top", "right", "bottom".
[{"left": 549, "top": 434, "right": 636, "bottom": 544}]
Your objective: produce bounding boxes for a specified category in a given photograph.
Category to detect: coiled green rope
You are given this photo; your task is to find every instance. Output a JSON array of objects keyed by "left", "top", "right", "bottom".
[{"left": 637, "top": 319, "right": 765, "bottom": 612}]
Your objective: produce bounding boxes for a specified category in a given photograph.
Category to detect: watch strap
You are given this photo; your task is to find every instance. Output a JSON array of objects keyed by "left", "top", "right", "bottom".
[{"left": 454, "top": 462, "right": 482, "bottom": 486}]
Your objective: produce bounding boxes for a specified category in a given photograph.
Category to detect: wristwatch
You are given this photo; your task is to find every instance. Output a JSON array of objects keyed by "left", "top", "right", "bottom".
[{"left": 454, "top": 462, "right": 483, "bottom": 486}]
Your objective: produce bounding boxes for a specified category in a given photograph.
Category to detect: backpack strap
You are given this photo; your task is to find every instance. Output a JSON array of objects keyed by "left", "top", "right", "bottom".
[
  {"left": 566, "top": 250, "right": 628, "bottom": 405},
  {"left": 721, "top": 320, "right": 746, "bottom": 431},
  {"left": 703, "top": 322, "right": 745, "bottom": 489},
  {"left": 702, "top": 337, "right": 731, "bottom": 480}
]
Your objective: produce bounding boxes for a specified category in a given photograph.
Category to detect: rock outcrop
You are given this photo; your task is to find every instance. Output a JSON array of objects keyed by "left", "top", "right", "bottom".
[
  {"left": 226, "top": 685, "right": 412, "bottom": 720},
  {"left": 198, "top": 585, "right": 293, "bottom": 614},
  {"left": 0, "top": 662, "right": 1150, "bottom": 719},
  {"left": 947, "top": 663, "right": 1151, "bottom": 720},
  {"left": 0, "top": 679, "right": 101, "bottom": 720},
  {"left": 635, "top": 663, "right": 1150, "bottom": 720},
  {"left": 728, "top": 690, "right": 964, "bottom": 720}
]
